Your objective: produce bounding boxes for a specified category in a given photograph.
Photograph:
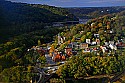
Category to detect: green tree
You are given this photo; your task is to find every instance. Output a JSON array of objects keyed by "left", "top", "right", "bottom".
[
  {"left": 80, "top": 35, "right": 86, "bottom": 42},
  {"left": 38, "top": 39, "right": 41, "bottom": 46}
]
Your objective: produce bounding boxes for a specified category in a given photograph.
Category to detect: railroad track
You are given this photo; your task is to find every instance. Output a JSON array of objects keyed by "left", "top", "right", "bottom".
[{"left": 109, "top": 69, "right": 125, "bottom": 83}]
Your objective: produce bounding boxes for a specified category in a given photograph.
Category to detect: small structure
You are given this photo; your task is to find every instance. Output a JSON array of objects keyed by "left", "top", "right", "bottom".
[
  {"left": 80, "top": 43, "right": 88, "bottom": 49},
  {"left": 61, "top": 55, "right": 66, "bottom": 61},
  {"left": 91, "top": 41, "right": 97, "bottom": 45},
  {"left": 116, "top": 42, "right": 125, "bottom": 48},
  {"left": 100, "top": 46, "right": 107, "bottom": 53},
  {"left": 75, "top": 37, "right": 81, "bottom": 41},
  {"left": 86, "top": 39, "right": 91, "bottom": 44},
  {"left": 58, "top": 34, "right": 65, "bottom": 45},
  {"left": 109, "top": 44, "right": 117, "bottom": 50},
  {"left": 67, "top": 43, "right": 74, "bottom": 48},
  {"left": 94, "top": 34, "right": 99, "bottom": 38},
  {"left": 65, "top": 48, "right": 72, "bottom": 57},
  {"left": 109, "top": 41, "right": 115, "bottom": 45},
  {"left": 58, "top": 34, "right": 61, "bottom": 45},
  {"left": 37, "top": 48, "right": 45, "bottom": 56},
  {"left": 53, "top": 54, "right": 61, "bottom": 62},
  {"left": 72, "top": 42, "right": 78, "bottom": 48},
  {"left": 104, "top": 42, "right": 109, "bottom": 46},
  {"left": 82, "top": 48, "right": 90, "bottom": 53},
  {"left": 96, "top": 39, "right": 100, "bottom": 45}
]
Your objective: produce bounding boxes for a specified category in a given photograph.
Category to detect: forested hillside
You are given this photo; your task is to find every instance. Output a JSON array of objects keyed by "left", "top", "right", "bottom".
[
  {"left": 0, "top": 0, "right": 78, "bottom": 43},
  {"left": 51, "top": 10, "right": 125, "bottom": 82},
  {"left": 0, "top": 0, "right": 125, "bottom": 82},
  {"left": 68, "top": 7, "right": 125, "bottom": 19}
]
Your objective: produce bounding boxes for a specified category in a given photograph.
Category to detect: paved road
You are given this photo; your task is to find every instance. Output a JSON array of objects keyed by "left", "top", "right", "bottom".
[{"left": 45, "top": 54, "right": 56, "bottom": 65}]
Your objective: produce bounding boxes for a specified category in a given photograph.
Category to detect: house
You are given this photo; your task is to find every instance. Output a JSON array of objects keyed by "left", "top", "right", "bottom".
[
  {"left": 61, "top": 38, "right": 64, "bottom": 44},
  {"left": 91, "top": 23, "right": 95, "bottom": 27},
  {"left": 52, "top": 51, "right": 66, "bottom": 62},
  {"left": 93, "top": 47, "right": 99, "bottom": 51},
  {"left": 100, "top": 46, "right": 107, "bottom": 53},
  {"left": 72, "top": 42, "right": 78, "bottom": 48},
  {"left": 86, "top": 39, "right": 91, "bottom": 44},
  {"left": 67, "top": 43, "right": 74, "bottom": 48},
  {"left": 109, "top": 30, "right": 113, "bottom": 33},
  {"left": 61, "top": 55, "right": 66, "bottom": 61},
  {"left": 104, "top": 42, "right": 109, "bottom": 46},
  {"left": 37, "top": 48, "right": 45, "bottom": 56},
  {"left": 75, "top": 37, "right": 81, "bottom": 41},
  {"left": 90, "top": 38, "right": 100, "bottom": 46},
  {"left": 82, "top": 48, "right": 90, "bottom": 53},
  {"left": 53, "top": 54, "right": 61, "bottom": 62},
  {"left": 72, "top": 42, "right": 80, "bottom": 49},
  {"left": 109, "top": 44, "right": 117, "bottom": 50},
  {"left": 80, "top": 31, "right": 84, "bottom": 34},
  {"left": 58, "top": 34, "right": 65, "bottom": 45},
  {"left": 72, "top": 42, "right": 77, "bottom": 46},
  {"left": 94, "top": 34, "right": 99, "bottom": 38},
  {"left": 96, "top": 39, "right": 100, "bottom": 45},
  {"left": 91, "top": 41, "right": 97, "bottom": 45},
  {"left": 80, "top": 43, "right": 88, "bottom": 49},
  {"left": 65, "top": 48, "right": 72, "bottom": 57},
  {"left": 116, "top": 42, "right": 125, "bottom": 48},
  {"left": 58, "top": 34, "right": 61, "bottom": 45},
  {"left": 75, "top": 44, "right": 80, "bottom": 49},
  {"left": 109, "top": 41, "right": 114, "bottom": 45}
]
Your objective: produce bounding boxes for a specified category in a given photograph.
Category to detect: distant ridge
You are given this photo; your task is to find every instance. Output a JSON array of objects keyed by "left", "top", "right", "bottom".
[{"left": 68, "top": 6, "right": 125, "bottom": 19}]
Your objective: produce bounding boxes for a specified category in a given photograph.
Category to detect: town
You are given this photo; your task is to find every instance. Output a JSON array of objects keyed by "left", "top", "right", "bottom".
[
  {"left": 27, "top": 14, "right": 125, "bottom": 82},
  {"left": 1, "top": 0, "right": 125, "bottom": 82}
]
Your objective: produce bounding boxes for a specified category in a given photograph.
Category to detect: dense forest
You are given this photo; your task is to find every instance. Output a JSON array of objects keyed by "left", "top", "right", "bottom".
[
  {"left": 0, "top": 0, "right": 78, "bottom": 82},
  {"left": 0, "top": 0, "right": 78, "bottom": 43}
]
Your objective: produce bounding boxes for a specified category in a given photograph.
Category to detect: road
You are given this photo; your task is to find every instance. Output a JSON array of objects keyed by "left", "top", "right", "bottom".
[{"left": 45, "top": 54, "right": 56, "bottom": 65}]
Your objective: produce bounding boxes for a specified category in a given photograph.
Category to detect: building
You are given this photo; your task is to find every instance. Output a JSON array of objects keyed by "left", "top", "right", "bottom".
[
  {"left": 96, "top": 39, "right": 100, "bottom": 45},
  {"left": 80, "top": 43, "right": 88, "bottom": 49},
  {"left": 65, "top": 48, "right": 72, "bottom": 57},
  {"left": 86, "top": 39, "right": 91, "bottom": 44},
  {"left": 94, "top": 34, "right": 99, "bottom": 38},
  {"left": 109, "top": 41, "right": 114, "bottom": 45}
]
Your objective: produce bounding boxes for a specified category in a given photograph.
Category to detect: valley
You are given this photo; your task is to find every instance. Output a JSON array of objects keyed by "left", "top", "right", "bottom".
[{"left": 0, "top": 0, "right": 125, "bottom": 83}]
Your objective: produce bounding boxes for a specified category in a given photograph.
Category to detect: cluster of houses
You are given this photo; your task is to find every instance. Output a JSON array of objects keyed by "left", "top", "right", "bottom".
[
  {"left": 48, "top": 33, "right": 125, "bottom": 62},
  {"left": 28, "top": 46, "right": 46, "bottom": 56},
  {"left": 28, "top": 33, "right": 125, "bottom": 63}
]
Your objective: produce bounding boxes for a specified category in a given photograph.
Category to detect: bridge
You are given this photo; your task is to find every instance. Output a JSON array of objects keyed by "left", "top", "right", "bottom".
[
  {"left": 36, "top": 66, "right": 59, "bottom": 83},
  {"left": 52, "top": 19, "right": 90, "bottom": 27}
]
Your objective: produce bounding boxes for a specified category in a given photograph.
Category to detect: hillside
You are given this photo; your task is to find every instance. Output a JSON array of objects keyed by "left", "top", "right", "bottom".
[
  {"left": 0, "top": 0, "right": 78, "bottom": 43},
  {"left": 68, "top": 6, "right": 125, "bottom": 19},
  {"left": 1, "top": 0, "right": 125, "bottom": 82},
  {"left": 0, "top": 1, "right": 78, "bottom": 82},
  {"left": 48, "top": 10, "right": 125, "bottom": 82}
]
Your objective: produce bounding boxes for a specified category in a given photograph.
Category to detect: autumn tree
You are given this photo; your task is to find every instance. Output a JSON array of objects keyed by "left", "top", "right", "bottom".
[{"left": 80, "top": 35, "right": 86, "bottom": 43}]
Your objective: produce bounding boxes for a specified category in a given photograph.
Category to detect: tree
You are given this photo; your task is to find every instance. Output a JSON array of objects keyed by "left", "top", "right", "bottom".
[
  {"left": 0, "top": 66, "right": 32, "bottom": 82},
  {"left": 98, "top": 23, "right": 103, "bottom": 27},
  {"left": 86, "top": 32, "right": 92, "bottom": 39},
  {"left": 38, "top": 56, "right": 46, "bottom": 64},
  {"left": 80, "top": 35, "right": 86, "bottom": 43},
  {"left": 107, "top": 24, "right": 110, "bottom": 29},
  {"left": 38, "top": 39, "right": 41, "bottom": 46},
  {"left": 98, "top": 29, "right": 104, "bottom": 35}
]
